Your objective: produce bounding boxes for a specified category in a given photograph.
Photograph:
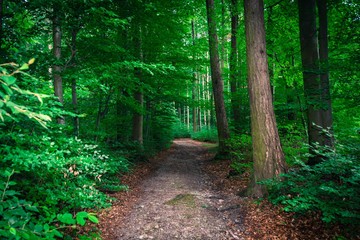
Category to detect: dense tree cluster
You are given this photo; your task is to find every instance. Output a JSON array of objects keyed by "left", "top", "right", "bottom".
[{"left": 0, "top": 0, "right": 359, "bottom": 238}]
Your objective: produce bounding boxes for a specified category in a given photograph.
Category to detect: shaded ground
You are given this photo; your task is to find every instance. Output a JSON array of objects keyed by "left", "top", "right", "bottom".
[{"left": 98, "top": 138, "right": 356, "bottom": 240}]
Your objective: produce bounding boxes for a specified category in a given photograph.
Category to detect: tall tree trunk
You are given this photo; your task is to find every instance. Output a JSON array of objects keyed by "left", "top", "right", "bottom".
[
  {"left": 244, "top": 0, "right": 287, "bottom": 197},
  {"left": 191, "top": 20, "right": 198, "bottom": 132},
  {"left": 52, "top": 6, "right": 65, "bottom": 124},
  {"left": 229, "top": 0, "right": 241, "bottom": 133},
  {"left": 298, "top": 0, "right": 328, "bottom": 165},
  {"left": 70, "top": 29, "right": 79, "bottom": 136},
  {"left": 220, "top": 0, "right": 226, "bottom": 71},
  {"left": 206, "top": 0, "right": 230, "bottom": 154},
  {"left": 132, "top": 90, "right": 144, "bottom": 144},
  {"left": 0, "top": 0, "right": 3, "bottom": 59},
  {"left": 132, "top": 25, "right": 144, "bottom": 145},
  {"left": 317, "top": 0, "right": 334, "bottom": 149}
]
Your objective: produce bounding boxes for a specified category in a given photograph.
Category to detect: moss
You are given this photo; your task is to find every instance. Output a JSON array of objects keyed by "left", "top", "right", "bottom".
[{"left": 164, "top": 193, "right": 196, "bottom": 208}]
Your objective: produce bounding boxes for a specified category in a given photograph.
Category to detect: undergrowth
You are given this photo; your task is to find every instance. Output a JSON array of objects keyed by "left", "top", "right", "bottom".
[
  {"left": 264, "top": 144, "right": 360, "bottom": 235},
  {"left": 0, "top": 62, "right": 129, "bottom": 239}
]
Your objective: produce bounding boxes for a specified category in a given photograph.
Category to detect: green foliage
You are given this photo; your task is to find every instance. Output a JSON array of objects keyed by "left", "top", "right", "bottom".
[
  {"left": 278, "top": 123, "right": 308, "bottom": 165},
  {"left": 264, "top": 145, "right": 360, "bottom": 229},
  {"left": 191, "top": 127, "right": 218, "bottom": 142},
  {"left": 226, "top": 134, "right": 253, "bottom": 174},
  {"left": 0, "top": 63, "right": 129, "bottom": 239},
  {"left": 0, "top": 168, "right": 100, "bottom": 239},
  {"left": 172, "top": 121, "right": 191, "bottom": 138},
  {"left": 0, "top": 61, "right": 51, "bottom": 127},
  {"left": 144, "top": 102, "right": 177, "bottom": 154}
]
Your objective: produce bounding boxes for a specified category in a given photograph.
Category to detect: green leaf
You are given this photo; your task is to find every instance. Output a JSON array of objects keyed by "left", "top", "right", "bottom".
[
  {"left": 19, "top": 63, "right": 29, "bottom": 71},
  {"left": 2, "top": 84, "right": 13, "bottom": 95},
  {"left": 43, "top": 224, "right": 50, "bottom": 232},
  {"left": 20, "top": 231, "right": 30, "bottom": 239},
  {"left": 34, "top": 224, "right": 43, "bottom": 233},
  {"left": 76, "top": 211, "right": 88, "bottom": 226},
  {"left": 1, "top": 76, "right": 16, "bottom": 85},
  {"left": 9, "top": 227, "right": 16, "bottom": 235},
  {"left": 52, "top": 229, "right": 63, "bottom": 238},
  {"left": 25, "top": 205, "right": 38, "bottom": 212},
  {"left": 5, "top": 190, "right": 18, "bottom": 196},
  {"left": 87, "top": 214, "right": 99, "bottom": 224},
  {"left": 57, "top": 213, "right": 75, "bottom": 225}
]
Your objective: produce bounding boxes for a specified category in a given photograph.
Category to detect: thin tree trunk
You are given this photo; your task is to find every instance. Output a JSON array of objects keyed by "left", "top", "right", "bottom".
[
  {"left": 187, "top": 105, "right": 190, "bottom": 129},
  {"left": 52, "top": 6, "right": 65, "bottom": 124},
  {"left": 132, "top": 91, "right": 144, "bottom": 144},
  {"left": 298, "top": 0, "right": 325, "bottom": 165},
  {"left": 144, "top": 100, "right": 151, "bottom": 139},
  {"left": 229, "top": 0, "right": 241, "bottom": 133},
  {"left": 244, "top": 0, "right": 287, "bottom": 197},
  {"left": 71, "top": 79, "right": 79, "bottom": 135},
  {"left": 0, "top": 0, "right": 3, "bottom": 59},
  {"left": 202, "top": 75, "right": 208, "bottom": 128},
  {"left": 191, "top": 20, "right": 198, "bottom": 132},
  {"left": 220, "top": 0, "right": 226, "bottom": 71},
  {"left": 70, "top": 29, "right": 79, "bottom": 136},
  {"left": 206, "top": 0, "right": 230, "bottom": 154},
  {"left": 177, "top": 104, "right": 182, "bottom": 123},
  {"left": 317, "top": 0, "right": 334, "bottom": 149},
  {"left": 132, "top": 25, "right": 144, "bottom": 145}
]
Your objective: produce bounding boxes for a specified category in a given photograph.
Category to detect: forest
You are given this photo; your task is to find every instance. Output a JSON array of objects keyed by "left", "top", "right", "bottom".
[{"left": 0, "top": 0, "right": 359, "bottom": 239}]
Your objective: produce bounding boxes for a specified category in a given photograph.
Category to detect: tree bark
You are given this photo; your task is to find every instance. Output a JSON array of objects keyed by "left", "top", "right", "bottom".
[
  {"left": 229, "top": 0, "right": 241, "bottom": 133},
  {"left": 298, "top": 0, "right": 332, "bottom": 165},
  {"left": 52, "top": 6, "right": 65, "bottom": 124},
  {"left": 132, "top": 25, "right": 144, "bottom": 145},
  {"left": 206, "top": 0, "right": 230, "bottom": 154},
  {"left": 244, "top": 0, "right": 287, "bottom": 197},
  {"left": 132, "top": 90, "right": 144, "bottom": 144},
  {"left": 70, "top": 29, "right": 79, "bottom": 137},
  {"left": 0, "top": 0, "right": 3, "bottom": 59},
  {"left": 220, "top": 0, "right": 226, "bottom": 71},
  {"left": 191, "top": 20, "right": 198, "bottom": 132},
  {"left": 317, "top": 0, "right": 334, "bottom": 149}
]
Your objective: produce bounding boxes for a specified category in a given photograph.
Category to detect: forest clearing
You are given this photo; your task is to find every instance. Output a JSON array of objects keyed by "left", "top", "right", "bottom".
[{"left": 1, "top": 0, "right": 359, "bottom": 239}]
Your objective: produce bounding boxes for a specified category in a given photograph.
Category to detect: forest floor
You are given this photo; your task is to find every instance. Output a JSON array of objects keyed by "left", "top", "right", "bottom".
[{"left": 97, "top": 138, "right": 350, "bottom": 240}]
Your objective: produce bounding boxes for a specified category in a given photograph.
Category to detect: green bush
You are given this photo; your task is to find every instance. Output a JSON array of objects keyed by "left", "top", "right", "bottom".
[
  {"left": 144, "top": 102, "right": 176, "bottom": 154},
  {"left": 172, "top": 121, "right": 191, "bottom": 138},
  {"left": 191, "top": 127, "right": 218, "bottom": 142},
  {"left": 226, "top": 134, "right": 253, "bottom": 174},
  {"left": 264, "top": 146, "right": 360, "bottom": 228},
  {"left": 0, "top": 62, "right": 129, "bottom": 239}
]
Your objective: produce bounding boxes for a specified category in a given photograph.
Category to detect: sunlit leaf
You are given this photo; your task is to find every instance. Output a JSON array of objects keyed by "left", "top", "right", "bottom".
[
  {"left": 9, "top": 228, "right": 16, "bottom": 235},
  {"left": 28, "top": 58, "right": 35, "bottom": 65},
  {"left": 19, "top": 63, "right": 29, "bottom": 71}
]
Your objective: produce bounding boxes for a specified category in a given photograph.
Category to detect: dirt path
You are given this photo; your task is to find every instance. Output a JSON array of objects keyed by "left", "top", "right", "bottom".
[{"left": 114, "top": 139, "right": 243, "bottom": 240}]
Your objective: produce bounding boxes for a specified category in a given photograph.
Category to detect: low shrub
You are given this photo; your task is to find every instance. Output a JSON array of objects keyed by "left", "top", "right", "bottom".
[
  {"left": 264, "top": 146, "right": 360, "bottom": 230},
  {"left": 0, "top": 62, "right": 129, "bottom": 239}
]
